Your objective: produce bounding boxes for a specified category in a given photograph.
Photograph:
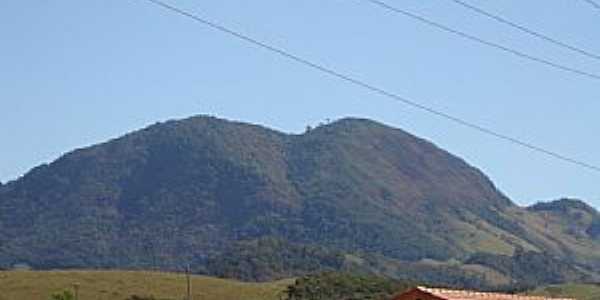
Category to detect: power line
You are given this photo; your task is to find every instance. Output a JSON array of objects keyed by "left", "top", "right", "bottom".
[
  {"left": 583, "top": 0, "right": 600, "bottom": 10},
  {"left": 140, "top": 0, "right": 600, "bottom": 173},
  {"left": 359, "top": 0, "right": 600, "bottom": 81},
  {"left": 449, "top": 0, "right": 600, "bottom": 61}
]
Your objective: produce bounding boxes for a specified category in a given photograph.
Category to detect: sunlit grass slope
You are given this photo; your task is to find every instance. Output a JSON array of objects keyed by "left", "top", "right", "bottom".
[
  {"left": 528, "top": 283, "right": 600, "bottom": 300},
  {"left": 0, "top": 270, "right": 292, "bottom": 300}
]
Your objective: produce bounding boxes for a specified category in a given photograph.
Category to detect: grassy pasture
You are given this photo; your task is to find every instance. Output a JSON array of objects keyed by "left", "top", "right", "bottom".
[
  {"left": 528, "top": 283, "right": 600, "bottom": 300},
  {"left": 0, "top": 270, "right": 292, "bottom": 300}
]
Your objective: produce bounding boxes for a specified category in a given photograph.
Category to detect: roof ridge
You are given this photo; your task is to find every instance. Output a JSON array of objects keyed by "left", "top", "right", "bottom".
[{"left": 415, "top": 286, "right": 576, "bottom": 300}]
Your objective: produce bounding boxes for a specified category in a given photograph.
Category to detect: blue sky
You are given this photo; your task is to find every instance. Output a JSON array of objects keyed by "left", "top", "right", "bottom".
[{"left": 1, "top": 1, "right": 598, "bottom": 207}]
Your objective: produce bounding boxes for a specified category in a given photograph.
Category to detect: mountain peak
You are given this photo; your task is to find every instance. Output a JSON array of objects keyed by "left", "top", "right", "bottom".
[
  {"left": 528, "top": 198, "right": 598, "bottom": 215},
  {"left": 1, "top": 116, "right": 598, "bottom": 281},
  {"left": 308, "top": 117, "right": 406, "bottom": 133}
]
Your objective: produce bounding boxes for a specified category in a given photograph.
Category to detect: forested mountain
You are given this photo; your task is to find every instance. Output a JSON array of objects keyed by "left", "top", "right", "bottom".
[{"left": 0, "top": 116, "right": 598, "bottom": 288}]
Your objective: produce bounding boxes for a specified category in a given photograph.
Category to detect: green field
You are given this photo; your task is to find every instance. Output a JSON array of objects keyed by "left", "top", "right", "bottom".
[
  {"left": 528, "top": 283, "right": 600, "bottom": 300},
  {"left": 2, "top": 270, "right": 599, "bottom": 300},
  {"left": 0, "top": 270, "right": 292, "bottom": 300}
]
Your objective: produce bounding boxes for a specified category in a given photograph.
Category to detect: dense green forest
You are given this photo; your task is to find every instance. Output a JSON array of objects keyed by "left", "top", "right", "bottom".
[
  {"left": 0, "top": 116, "right": 599, "bottom": 289},
  {"left": 284, "top": 272, "right": 414, "bottom": 300},
  {"left": 206, "top": 237, "right": 345, "bottom": 281}
]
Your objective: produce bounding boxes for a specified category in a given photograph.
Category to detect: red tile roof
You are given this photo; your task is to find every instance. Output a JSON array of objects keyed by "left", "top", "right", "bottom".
[{"left": 395, "top": 287, "right": 576, "bottom": 300}]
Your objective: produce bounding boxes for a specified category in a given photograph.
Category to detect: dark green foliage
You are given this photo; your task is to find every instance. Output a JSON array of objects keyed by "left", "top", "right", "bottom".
[
  {"left": 0, "top": 116, "right": 513, "bottom": 271},
  {"left": 528, "top": 199, "right": 597, "bottom": 214},
  {"left": 528, "top": 199, "right": 600, "bottom": 241},
  {"left": 391, "top": 264, "right": 488, "bottom": 290},
  {"left": 588, "top": 219, "right": 600, "bottom": 239},
  {"left": 353, "top": 254, "right": 491, "bottom": 291},
  {"left": 464, "top": 249, "right": 589, "bottom": 287},
  {"left": 206, "top": 237, "right": 345, "bottom": 281},
  {"left": 49, "top": 291, "right": 74, "bottom": 300},
  {"left": 284, "top": 272, "right": 414, "bottom": 300},
  {"left": 0, "top": 116, "right": 598, "bottom": 287}
]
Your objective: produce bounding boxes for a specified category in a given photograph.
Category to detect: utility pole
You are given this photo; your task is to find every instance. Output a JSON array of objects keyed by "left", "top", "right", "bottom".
[
  {"left": 186, "top": 264, "right": 192, "bottom": 300},
  {"left": 73, "top": 283, "right": 80, "bottom": 300}
]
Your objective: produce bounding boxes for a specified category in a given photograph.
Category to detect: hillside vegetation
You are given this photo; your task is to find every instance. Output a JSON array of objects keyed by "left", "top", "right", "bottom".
[
  {"left": 285, "top": 272, "right": 414, "bottom": 300},
  {"left": 0, "top": 116, "right": 598, "bottom": 288},
  {"left": 206, "top": 237, "right": 345, "bottom": 281},
  {"left": 0, "top": 270, "right": 291, "bottom": 300},
  {"left": 528, "top": 283, "right": 600, "bottom": 300}
]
